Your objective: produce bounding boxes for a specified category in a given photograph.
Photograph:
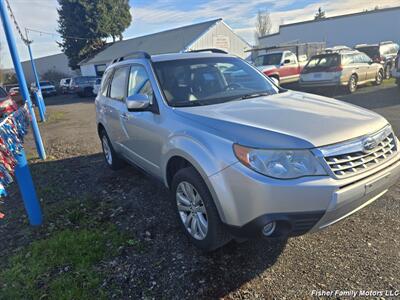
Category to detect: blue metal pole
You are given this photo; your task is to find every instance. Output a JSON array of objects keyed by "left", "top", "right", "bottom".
[
  {"left": 0, "top": 0, "right": 46, "bottom": 160},
  {"left": 0, "top": 0, "right": 43, "bottom": 225},
  {"left": 27, "top": 43, "right": 46, "bottom": 121},
  {"left": 14, "top": 151, "right": 43, "bottom": 225}
]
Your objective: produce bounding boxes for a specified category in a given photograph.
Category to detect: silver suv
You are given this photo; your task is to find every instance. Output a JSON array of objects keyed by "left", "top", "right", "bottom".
[{"left": 96, "top": 51, "right": 400, "bottom": 251}]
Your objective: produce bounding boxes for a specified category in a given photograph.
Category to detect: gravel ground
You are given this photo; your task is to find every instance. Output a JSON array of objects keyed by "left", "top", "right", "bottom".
[{"left": 1, "top": 81, "right": 400, "bottom": 299}]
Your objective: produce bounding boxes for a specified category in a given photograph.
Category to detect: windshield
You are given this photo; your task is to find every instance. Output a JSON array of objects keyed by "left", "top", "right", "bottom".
[
  {"left": 153, "top": 57, "right": 279, "bottom": 107},
  {"left": 356, "top": 46, "right": 379, "bottom": 59},
  {"left": 73, "top": 77, "right": 97, "bottom": 84},
  {"left": 254, "top": 53, "right": 282, "bottom": 66},
  {"left": 304, "top": 54, "right": 340, "bottom": 71},
  {"left": 40, "top": 81, "right": 52, "bottom": 86}
]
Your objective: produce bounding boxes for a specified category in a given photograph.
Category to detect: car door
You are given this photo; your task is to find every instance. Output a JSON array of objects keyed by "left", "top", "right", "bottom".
[
  {"left": 360, "top": 53, "right": 377, "bottom": 80},
  {"left": 103, "top": 66, "right": 130, "bottom": 153},
  {"left": 353, "top": 54, "right": 368, "bottom": 82},
  {"left": 119, "top": 64, "right": 163, "bottom": 176}
]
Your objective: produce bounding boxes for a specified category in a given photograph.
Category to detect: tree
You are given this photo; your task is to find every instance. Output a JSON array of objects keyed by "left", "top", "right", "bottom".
[
  {"left": 57, "top": 0, "right": 132, "bottom": 70},
  {"left": 314, "top": 7, "right": 326, "bottom": 20},
  {"left": 255, "top": 10, "right": 272, "bottom": 39}
]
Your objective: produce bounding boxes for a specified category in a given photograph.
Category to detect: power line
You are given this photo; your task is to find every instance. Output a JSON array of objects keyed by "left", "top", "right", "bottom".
[
  {"left": 4, "top": 0, "right": 29, "bottom": 45},
  {"left": 26, "top": 28, "right": 97, "bottom": 41}
]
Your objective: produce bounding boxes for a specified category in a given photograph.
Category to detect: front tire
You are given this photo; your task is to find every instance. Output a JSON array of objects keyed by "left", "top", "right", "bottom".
[
  {"left": 375, "top": 70, "right": 383, "bottom": 85},
  {"left": 171, "top": 167, "right": 231, "bottom": 252},
  {"left": 347, "top": 74, "right": 358, "bottom": 93},
  {"left": 100, "top": 129, "right": 125, "bottom": 170}
]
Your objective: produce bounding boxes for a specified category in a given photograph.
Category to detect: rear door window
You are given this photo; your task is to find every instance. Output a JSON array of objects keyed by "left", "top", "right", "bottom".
[{"left": 110, "top": 67, "right": 129, "bottom": 101}]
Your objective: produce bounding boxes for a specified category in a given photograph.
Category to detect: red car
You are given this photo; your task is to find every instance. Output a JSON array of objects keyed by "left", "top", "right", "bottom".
[
  {"left": 254, "top": 50, "right": 306, "bottom": 85},
  {"left": 0, "top": 86, "right": 18, "bottom": 118}
]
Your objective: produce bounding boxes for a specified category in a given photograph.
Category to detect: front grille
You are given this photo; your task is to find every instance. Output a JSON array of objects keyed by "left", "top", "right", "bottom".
[{"left": 323, "top": 130, "right": 397, "bottom": 178}]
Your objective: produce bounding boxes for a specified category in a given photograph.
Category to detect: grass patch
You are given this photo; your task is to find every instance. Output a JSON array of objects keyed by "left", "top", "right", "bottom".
[
  {"left": 0, "top": 226, "right": 126, "bottom": 300},
  {"left": 0, "top": 194, "right": 143, "bottom": 299},
  {"left": 46, "top": 111, "right": 66, "bottom": 123}
]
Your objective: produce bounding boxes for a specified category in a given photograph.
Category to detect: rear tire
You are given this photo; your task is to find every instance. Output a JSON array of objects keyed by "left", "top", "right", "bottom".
[
  {"left": 100, "top": 129, "right": 125, "bottom": 170},
  {"left": 347, "top": 74, "right": 358, "bottom": 93},
  {"left": 171, "top": 167, "right": 231, "bottom": 252}
]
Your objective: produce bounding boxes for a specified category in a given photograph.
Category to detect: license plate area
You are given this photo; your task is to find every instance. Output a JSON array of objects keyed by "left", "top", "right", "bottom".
[{"left": 365, "top": 173, "right": 391, "bottom": 195}]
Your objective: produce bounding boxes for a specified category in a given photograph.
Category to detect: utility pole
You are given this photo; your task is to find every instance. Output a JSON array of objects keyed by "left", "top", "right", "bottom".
[{"left": 25, "top": 28, "right": 46, "bottom": 122}]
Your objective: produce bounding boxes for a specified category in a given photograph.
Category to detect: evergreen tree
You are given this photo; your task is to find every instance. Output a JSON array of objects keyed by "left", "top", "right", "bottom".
[
  {"left": 57, "top": 0, "right": 132, "bottom": 70},
  {"left": 314, "top": 7, "right": 326, "bottom": 20}
]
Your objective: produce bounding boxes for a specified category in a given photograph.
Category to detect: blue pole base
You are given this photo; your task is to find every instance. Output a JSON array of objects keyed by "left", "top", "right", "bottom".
[{"left": 14, "top": 150, "right": 43, "bottom": 226}]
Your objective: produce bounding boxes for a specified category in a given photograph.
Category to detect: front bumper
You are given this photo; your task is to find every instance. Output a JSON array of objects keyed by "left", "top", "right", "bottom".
[{"left": 209, "top": 153, "right": 400, "bottom": 238}]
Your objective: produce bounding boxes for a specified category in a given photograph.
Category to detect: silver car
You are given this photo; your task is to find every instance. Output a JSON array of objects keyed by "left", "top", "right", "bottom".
[
  {"left": 300, "top": 51, "right": 384, "bottom": 93},
  {"left": 96, "top": 51, "right": 400, "bottom": 251}
]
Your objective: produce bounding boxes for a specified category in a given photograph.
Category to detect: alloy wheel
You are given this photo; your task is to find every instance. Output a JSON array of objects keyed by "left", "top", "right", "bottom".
[
  {"left": 102, "top": 135, "right": 112, "bottom": 165},
  {"left": 176, "top": 181, "right": 208, "bottom": 240}
]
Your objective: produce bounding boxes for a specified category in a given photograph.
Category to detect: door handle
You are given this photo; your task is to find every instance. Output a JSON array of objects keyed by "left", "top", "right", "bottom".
[{"left": 120, "top": 113, "right": 130, "bottom": 120}]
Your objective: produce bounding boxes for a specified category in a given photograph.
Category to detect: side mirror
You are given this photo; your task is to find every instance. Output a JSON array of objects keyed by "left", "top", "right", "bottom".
[
  {"left": 368, "top": 60, "right": 373, "bottom": 65},
  {"left": 282, "top": 59, "right": 290, "bottom": 65},
  {"left": 126, "top": 94, "right": 150, "bottom": 111}
]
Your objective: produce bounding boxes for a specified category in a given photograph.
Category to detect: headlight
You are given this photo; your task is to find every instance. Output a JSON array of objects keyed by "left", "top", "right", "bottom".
[{"left": 233, "top": 144, "right": 327, "bottom": 179}]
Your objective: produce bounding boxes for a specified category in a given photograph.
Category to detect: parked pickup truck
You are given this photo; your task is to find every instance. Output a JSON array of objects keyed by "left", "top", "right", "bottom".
[{"left": 254, "top": 50, "right": 306, "bottom": 85}]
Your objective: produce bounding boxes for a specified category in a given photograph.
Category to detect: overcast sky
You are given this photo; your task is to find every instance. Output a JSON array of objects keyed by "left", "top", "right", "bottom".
[{"left": 1, "top": 0, "right": 399, "bottom": 69}]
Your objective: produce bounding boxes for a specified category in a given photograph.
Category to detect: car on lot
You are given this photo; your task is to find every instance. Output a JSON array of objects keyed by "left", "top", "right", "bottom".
[
  {"left": 96, "top": 50, "right": 400, "bottom": 251},
  {"left": 30, "top": 81, "right": 57, "bottom": 97},
  {"left": 59, "top": 78, "right": 71, "bottom": 94},
  {"left": 254, "top": 50, "right": 306, "bottom": 85},
  {"left": 70, "top": 76, "right": 99, "bottom": 97},
  {"left": 8, "top": 86, "right": 24, "bottom": 106},
  {"left": 392, "top": 50, "right": 400, "bottom": 88},
  {"left": 355, "top": 41, "right": 399, "bottom": 79},
  {"left": 93, "top": 78, "right": 102, "bottom": 95},
  {"left": 0, "top": 86, "right": 18, "bottom": 118},
  {"left": 299, "top": 50, "right": 384, "bottom": 93}
]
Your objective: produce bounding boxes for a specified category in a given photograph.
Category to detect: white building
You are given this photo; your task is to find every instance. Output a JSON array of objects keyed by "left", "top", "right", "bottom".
[
  {"left": 79, "top": 19, "right": 251, "bottom": 76},
  {"left": 21, "top": 53, "right": 79, "bottom": 84},
  {"left": 259, "top": 6, "right": 400, "bottom": 48}
]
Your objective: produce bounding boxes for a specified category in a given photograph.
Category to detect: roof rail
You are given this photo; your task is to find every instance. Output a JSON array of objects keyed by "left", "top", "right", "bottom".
[
  {"left": 380, "top": 41, "right": 393, "bottom": 45},
  {"left": 110, "top": 51, "right": 151, "bottom": 65},
  {"left": 188, "top": 48, "right": 228, "bottom": 54}
]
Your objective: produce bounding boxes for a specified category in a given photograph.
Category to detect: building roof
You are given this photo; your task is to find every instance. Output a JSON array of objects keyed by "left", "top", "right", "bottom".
[
  {"left": 260, "top": 5, "right": 400, "bottom": 40},
  {"left": 79, "top": 19, "right": 222, "bottom": 66}
]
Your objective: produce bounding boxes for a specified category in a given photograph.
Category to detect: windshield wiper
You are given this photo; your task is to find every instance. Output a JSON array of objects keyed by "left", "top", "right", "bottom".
[
  {"left": 239, "top": 92, "right": 273, "bottom": 100},
  {"left": 171, "top": 101, "right": 203, "bottom": 107}
]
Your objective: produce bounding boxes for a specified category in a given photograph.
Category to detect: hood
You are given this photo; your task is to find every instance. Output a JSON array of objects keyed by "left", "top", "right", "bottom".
[
  {"left": 41, "top": 85, "right": 55, "bottom": 89},
  {"left": 174, "top": 90, "right": 388, "bottom": 149}
]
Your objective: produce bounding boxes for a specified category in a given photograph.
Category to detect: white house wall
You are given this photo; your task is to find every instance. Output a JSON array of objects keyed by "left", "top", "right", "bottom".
[
  {"left": 189, "top": 21, "right": 250, "bottom": 58},
  {"left": 259, "top": 7, "right": 400, "bottom": 48}
]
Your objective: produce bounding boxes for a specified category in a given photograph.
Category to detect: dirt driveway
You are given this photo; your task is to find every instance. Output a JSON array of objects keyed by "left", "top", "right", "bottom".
[{"left": 1, "top": 81, "right": 399, "bottom": 299}]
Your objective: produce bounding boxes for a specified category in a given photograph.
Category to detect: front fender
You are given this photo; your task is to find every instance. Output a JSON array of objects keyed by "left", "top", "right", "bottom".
[{"left": 161, "top": 134, "right": 237, "bottom": 223}]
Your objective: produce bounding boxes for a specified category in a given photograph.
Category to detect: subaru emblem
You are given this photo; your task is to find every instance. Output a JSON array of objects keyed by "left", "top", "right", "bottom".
[{"left": 363, "top": 137, "right": 377, "bottom": 152}]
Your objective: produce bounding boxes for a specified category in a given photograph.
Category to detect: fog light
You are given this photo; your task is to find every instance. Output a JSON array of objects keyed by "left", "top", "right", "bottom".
[{"left": 262, "top": 221, "right": 276, "bottom": 236}]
